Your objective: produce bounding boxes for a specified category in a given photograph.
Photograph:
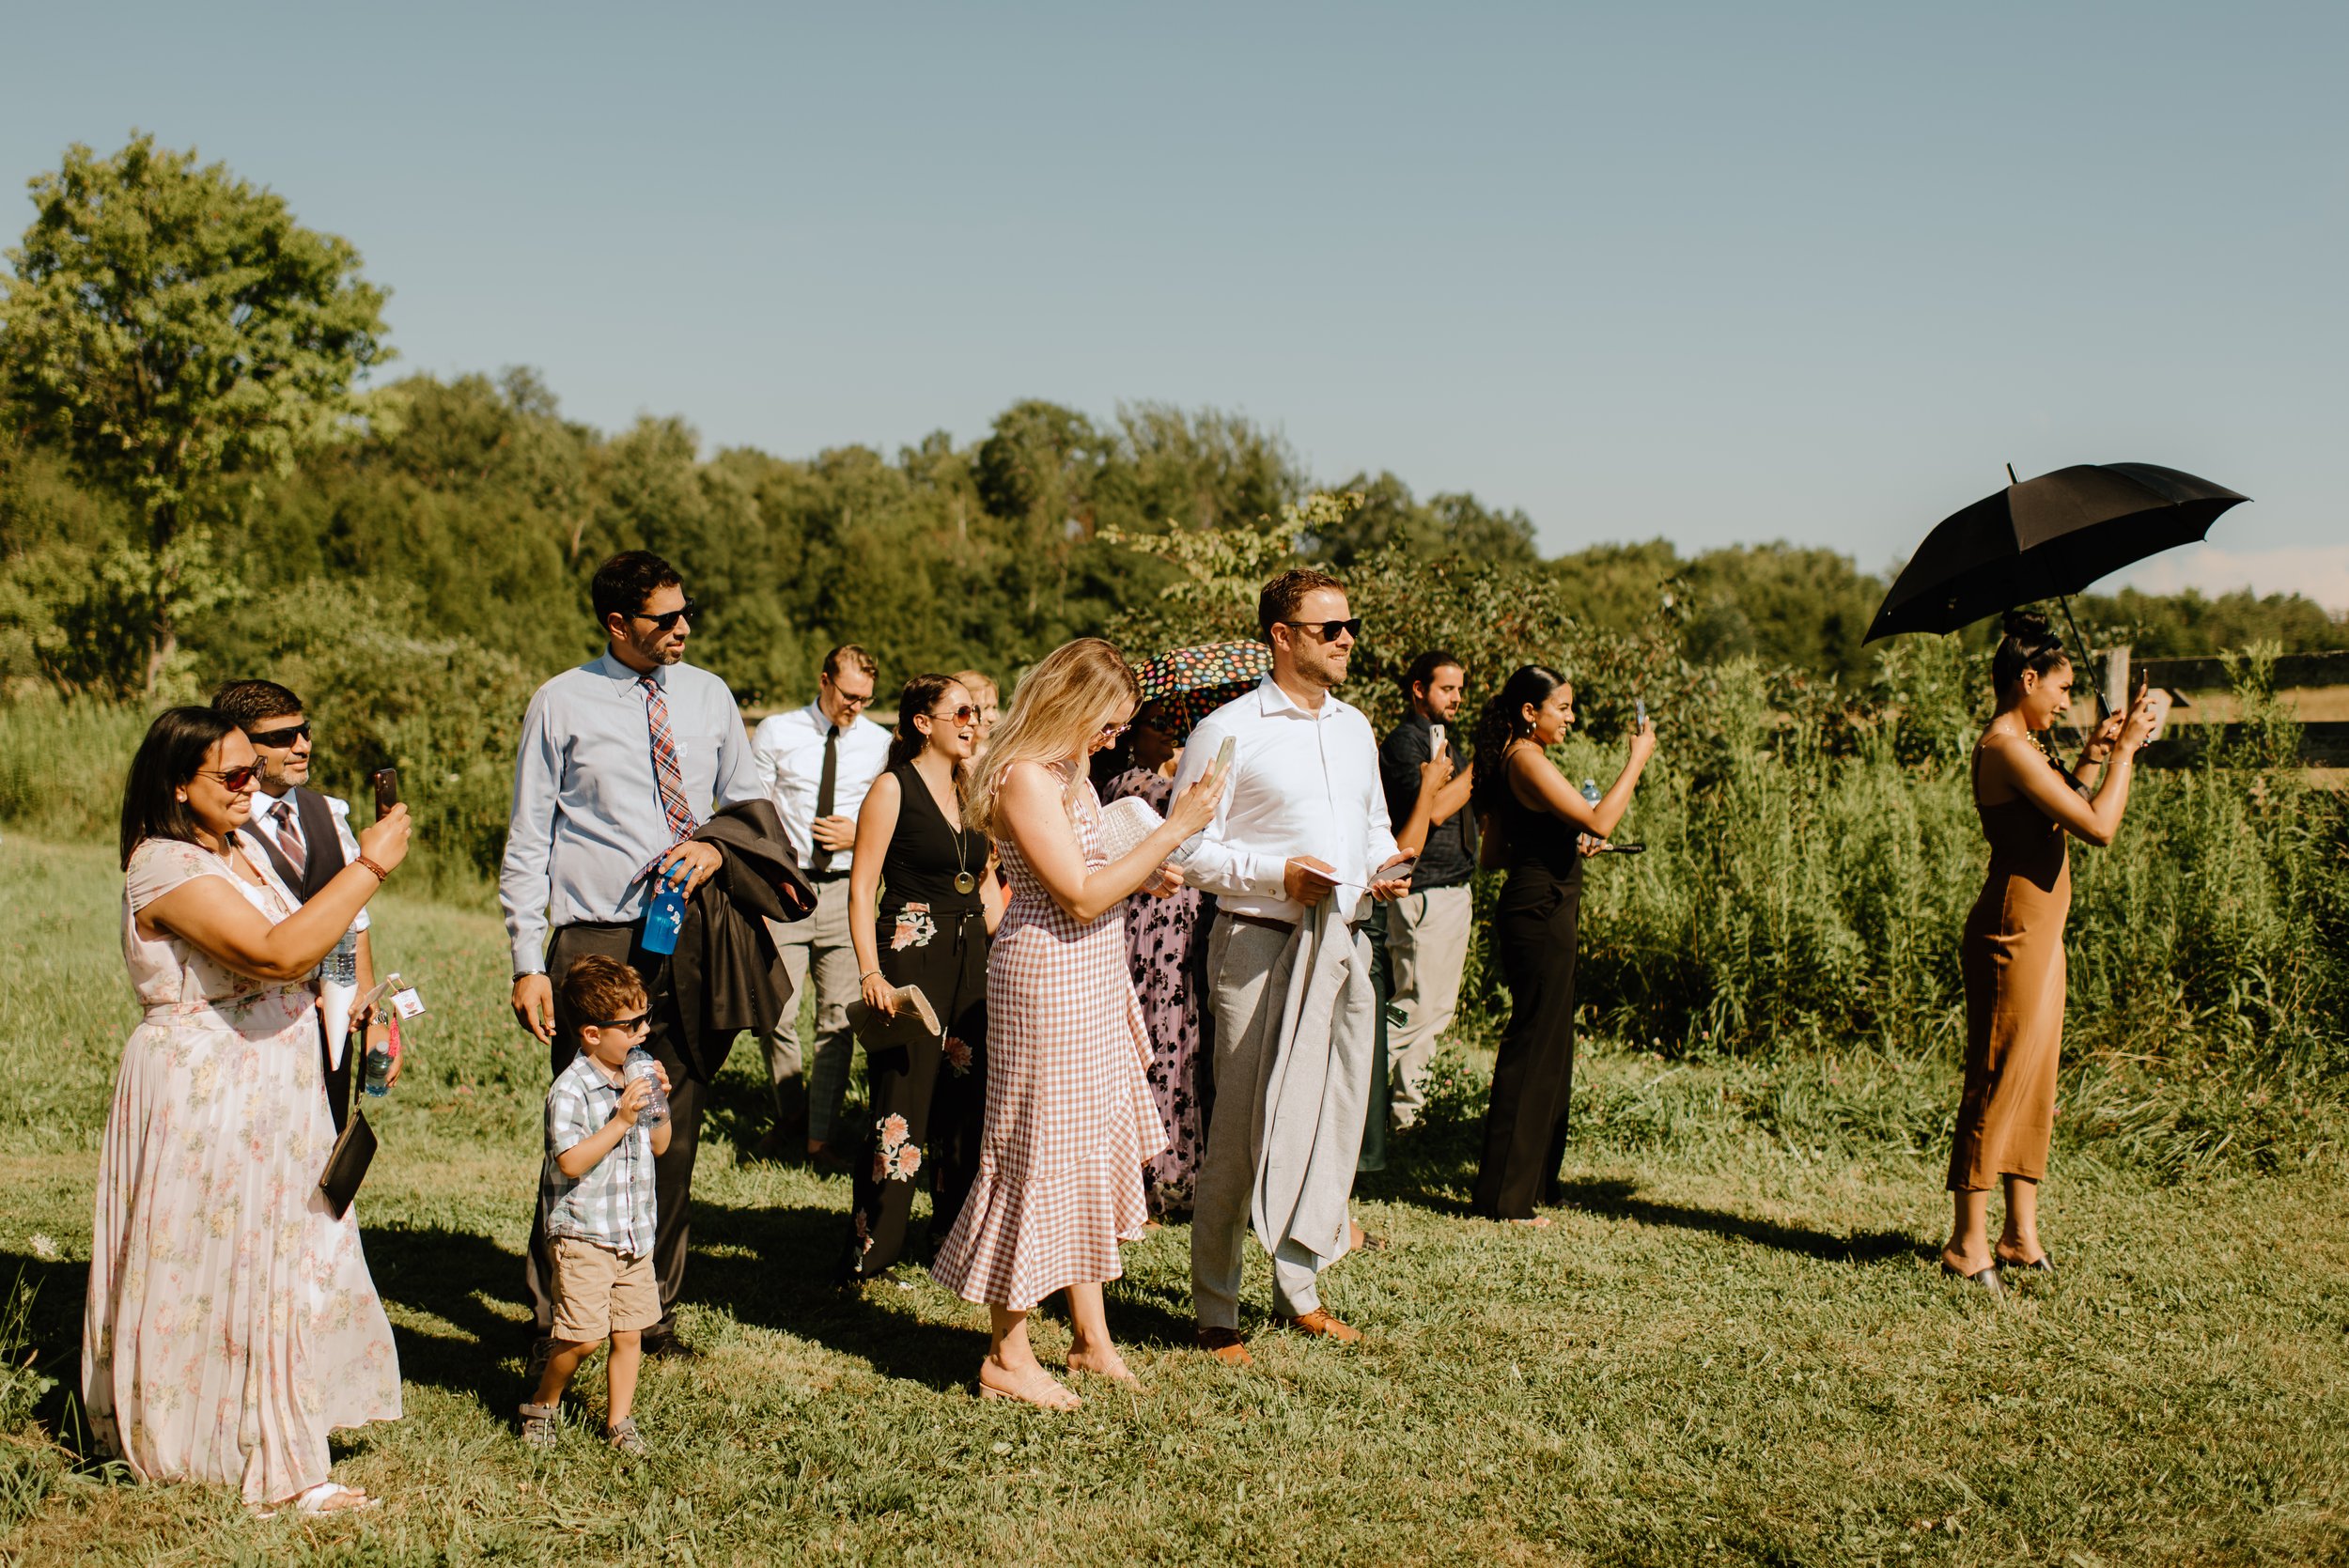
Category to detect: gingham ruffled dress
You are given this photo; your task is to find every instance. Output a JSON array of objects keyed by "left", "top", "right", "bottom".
[{"left": 930, "top": 766, "right": 1166, "bottom": 1310}]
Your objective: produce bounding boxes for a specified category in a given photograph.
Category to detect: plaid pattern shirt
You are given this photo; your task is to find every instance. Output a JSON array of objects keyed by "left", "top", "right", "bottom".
[{"left": 542, "top": 1054, "right": 657, "bottom": 1259}]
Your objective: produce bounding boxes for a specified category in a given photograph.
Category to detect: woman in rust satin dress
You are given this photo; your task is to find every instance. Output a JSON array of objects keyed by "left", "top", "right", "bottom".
[{"left": 1943, "top": 610, "right": 2160, "bottom": 1293}]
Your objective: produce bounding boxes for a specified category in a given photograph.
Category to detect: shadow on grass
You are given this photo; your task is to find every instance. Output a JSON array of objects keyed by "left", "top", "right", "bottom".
[{"left": 1550, "top": 1178, "right": 1921, "bottom": 1265}]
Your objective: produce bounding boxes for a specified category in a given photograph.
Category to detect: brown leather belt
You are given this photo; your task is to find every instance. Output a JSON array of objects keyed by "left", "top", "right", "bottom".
[{"left": 1223, "top": 910, "right": 1297, "bottom": 936}]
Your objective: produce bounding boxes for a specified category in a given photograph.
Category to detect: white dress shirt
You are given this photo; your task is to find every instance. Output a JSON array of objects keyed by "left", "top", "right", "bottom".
[
  {"left": 235, "top": 788, "right": 370, "bottom": 932},
  {"left": 749, "top": 702, "right": 893, "bottom": 870},
  {"left": 500, "top": 652, "right": 759, "bottom": 974},
  {"left": 1170, "top": 676, "right": 1400, "bottom": 924}
]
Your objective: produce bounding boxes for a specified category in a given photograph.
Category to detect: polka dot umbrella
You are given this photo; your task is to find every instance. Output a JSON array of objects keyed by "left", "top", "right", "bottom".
[{"left": 1134, "top": 641, "right": 1269, "bottom": 743}]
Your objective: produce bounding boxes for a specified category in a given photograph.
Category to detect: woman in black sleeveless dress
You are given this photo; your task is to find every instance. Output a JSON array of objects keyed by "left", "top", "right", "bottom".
[
  {"left": 1468, "top": 665, "right": 1657, "bottom": 1222},
  {"left": 843, "top": 675, "right": 1003, "bottom": 1281}
]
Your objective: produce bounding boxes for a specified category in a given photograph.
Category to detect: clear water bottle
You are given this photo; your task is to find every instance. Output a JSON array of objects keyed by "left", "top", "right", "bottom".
[
  {"left": 362, "top": 976, "right": 401, "bottom": 1097},
  {"left": 641, "top": 867, "right": 686, "bottom": 956},
  {"left": 623, "top": 1046, "right": 670, "bottom": 1128},
  {"left": 328, "top": 926, "right": 359, "bottom": 987},
  {"left": 1580, "top": 778, "right": 1602, "bottom": 808}
]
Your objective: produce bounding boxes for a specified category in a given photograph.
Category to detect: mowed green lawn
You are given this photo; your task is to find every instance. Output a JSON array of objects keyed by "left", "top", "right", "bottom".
[{"left": 0, "top": 837, "right": 2342, "bottom": 1566}]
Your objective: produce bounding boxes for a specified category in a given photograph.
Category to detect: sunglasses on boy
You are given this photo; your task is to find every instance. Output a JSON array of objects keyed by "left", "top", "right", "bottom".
[
  {"left": 627, "top": 600, "right": 699, "bottom": 634},
  {"left": 592, "top": 1012, "right": 651, "bottom": 1032}
]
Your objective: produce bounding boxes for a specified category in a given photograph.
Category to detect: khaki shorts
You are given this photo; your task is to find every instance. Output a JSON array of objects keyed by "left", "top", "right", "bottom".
[{"left": 549, "top": 1236, "right": 660, "bottom": 1343}]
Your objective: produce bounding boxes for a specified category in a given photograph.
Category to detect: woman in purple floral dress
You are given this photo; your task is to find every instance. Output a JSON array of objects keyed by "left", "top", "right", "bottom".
[{"left": 1103, "top": 702, "right": 1207, "bottom": 1219}]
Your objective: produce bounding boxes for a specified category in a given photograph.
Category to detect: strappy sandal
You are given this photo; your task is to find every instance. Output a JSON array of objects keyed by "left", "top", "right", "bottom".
[
  {"left": 1065, "top": 1348, "right": 1140, "bottom": 1385},
  {"left": 977, "top": 1361, "right": 1081, "bottom": 1410},
  {"left": 253, "top": 1481, "right": 378, "bottom": 1518}
]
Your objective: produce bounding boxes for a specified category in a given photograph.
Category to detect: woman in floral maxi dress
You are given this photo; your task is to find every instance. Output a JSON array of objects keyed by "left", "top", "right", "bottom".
[
  {"left": 1103, "top": 702, "right": 1207, "bottom": 1219},
  {"left": 85, "top": 708, "right": 408, "bottom": 1514},
  {"left": 930, "top": 640, "right": 1221, "bottom": 1411}
]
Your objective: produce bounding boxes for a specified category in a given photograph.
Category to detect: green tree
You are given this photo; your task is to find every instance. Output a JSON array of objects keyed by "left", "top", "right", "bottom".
[
  {"left": 0, "top": 133, "right": 390, "bottom": 691},
  {"left": 1307, "top": 470, "right": 1538, "bottom": 568}
]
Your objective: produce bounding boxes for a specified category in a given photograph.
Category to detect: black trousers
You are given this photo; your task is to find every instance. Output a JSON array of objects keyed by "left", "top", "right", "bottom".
[
  {"left": 523, "top": 922, "right": 706, "bottom": 1337},
  {"left": 1470, "top": 869, "right": 1581, "bottom": 1220},
  {"left": 320, "top": 1015, "right": 354, "bottom": 1134}
]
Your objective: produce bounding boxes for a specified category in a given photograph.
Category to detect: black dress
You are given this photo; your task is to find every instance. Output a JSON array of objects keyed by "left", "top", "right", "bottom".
[
  {"left": 843, "top": 762, "right": 989, "bottom": 1281},
  {"left": 1470, "top": 775, "right": 1585, "bottom": 1219}
]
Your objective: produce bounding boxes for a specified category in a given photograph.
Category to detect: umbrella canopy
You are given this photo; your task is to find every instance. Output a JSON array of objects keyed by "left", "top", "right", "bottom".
[
  {"left": 1865, "top": 463, "right": 2248, "bottom": 642},
  {"left": 1134, "top": 640, "right": 1269, "bottom": 742}
]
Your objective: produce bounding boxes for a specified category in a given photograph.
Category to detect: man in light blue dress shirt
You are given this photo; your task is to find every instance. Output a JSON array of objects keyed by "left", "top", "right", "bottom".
[{"left": 502, "top": 551, "right": 759, "bottom": 1357}]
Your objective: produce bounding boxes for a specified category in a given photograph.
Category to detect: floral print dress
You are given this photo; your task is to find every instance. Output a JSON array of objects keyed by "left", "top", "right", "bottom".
[
  {"left": 843, "top": 763, "right": 989, "bottom": 1281},
  {"left": 84, "top": 838, "right": 400, "bottom": 1507},
  {"left": 1105, "top": 767, "right": 1207, "bottom": 1217}
]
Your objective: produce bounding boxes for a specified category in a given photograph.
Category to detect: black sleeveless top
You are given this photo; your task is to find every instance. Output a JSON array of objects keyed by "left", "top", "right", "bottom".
[
  {"left": 878, "top": 761, "right": 986, "bottom": 918},
  {"left": 1494, "top": 750, "right": 1587, "bottom": 885}
]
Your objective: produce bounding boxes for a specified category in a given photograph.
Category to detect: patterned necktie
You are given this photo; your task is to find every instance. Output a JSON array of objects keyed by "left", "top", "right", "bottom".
[
  {"left": 639, "top": 675, "right": 700, "bottom": 845},
  {"left": 271, "top": 800, "right": 307, "bottom": 874}
]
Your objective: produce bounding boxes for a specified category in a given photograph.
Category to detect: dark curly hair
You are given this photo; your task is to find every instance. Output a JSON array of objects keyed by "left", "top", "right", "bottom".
[
  {"left": 1991, "top": 609, "right": 2069, "bottom": 693},
  {"left": 590, "top": 551, "right": 682, "bottom": 629},
  {"left": 1470, "top": 664, "right": 1567, "bottom": 819}
]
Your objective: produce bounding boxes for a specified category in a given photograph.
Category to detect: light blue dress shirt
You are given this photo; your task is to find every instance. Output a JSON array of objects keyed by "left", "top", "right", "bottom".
[{"left": 500, "top": 651, "right": 758, "bottom": 974}]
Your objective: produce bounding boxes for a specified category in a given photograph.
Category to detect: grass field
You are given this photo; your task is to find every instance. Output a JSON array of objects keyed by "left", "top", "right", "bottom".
[{"left": 0, "top": 835, "right": 2344, "bottom": 1565}]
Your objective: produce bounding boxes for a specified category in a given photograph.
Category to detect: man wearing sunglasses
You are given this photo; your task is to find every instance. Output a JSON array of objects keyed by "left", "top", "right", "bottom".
[
  {"left": 213, "top": 678, "right": 391, "bottom": 1130},
  {"left": 503, "top": 550, "right": 761, "bottom": 1360},
  {"left": 747, "top": 644, "right": 892, "bottom": 1166},
  {"left": 1172, "top": 568, "right": 1415, "bottom": 1362}
]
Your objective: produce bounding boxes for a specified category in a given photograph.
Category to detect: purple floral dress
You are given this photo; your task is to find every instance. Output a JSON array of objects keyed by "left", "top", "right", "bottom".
[{"left": 1105, "top": 767, "right": 1206, "bottom": 1217}]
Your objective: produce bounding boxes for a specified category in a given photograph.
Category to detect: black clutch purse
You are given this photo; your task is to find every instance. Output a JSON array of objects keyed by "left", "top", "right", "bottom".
[{"left": 319, "top": 1109, "right": 376, "bottom": 1219}]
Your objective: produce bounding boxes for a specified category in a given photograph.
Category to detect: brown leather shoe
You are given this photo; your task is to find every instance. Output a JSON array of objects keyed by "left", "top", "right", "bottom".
[
  {"left": 1283, "top": 1309, "right": 1362, "bottom": 1343},
  {"left": 1195, "top": 1326, "right": 1252, "bottom": 1366}
]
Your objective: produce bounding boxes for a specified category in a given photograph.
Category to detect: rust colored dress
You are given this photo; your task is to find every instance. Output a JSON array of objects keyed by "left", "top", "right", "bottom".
[{"left": 1946, "top": 749, "right": 2073, "bottom": 1192}]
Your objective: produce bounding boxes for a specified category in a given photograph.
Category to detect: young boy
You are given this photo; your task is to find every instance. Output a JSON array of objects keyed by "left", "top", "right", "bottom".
[{"left": 520, "top": 955, "right": 672, "bottom": 1455}]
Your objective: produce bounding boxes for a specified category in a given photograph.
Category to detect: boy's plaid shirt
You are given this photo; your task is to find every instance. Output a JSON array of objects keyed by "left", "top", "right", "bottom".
[{"left": 542, "top": 1053, "right": 657, "bottom": 1258}]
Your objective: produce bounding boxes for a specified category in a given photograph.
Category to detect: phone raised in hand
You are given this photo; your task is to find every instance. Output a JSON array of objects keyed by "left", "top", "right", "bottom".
[{"left": 371, "top": 768, "right": 400, "bottom": 819}]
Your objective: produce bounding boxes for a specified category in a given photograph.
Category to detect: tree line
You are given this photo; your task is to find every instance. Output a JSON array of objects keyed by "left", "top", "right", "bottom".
[{"left": 3, "top": 132, "right": 2341, "bottom": 722}]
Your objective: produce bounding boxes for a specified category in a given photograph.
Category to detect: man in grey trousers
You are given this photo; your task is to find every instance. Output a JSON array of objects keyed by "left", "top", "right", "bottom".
[{"left": 1173, "top": 567, "right": 1414, "bottom": 1365}]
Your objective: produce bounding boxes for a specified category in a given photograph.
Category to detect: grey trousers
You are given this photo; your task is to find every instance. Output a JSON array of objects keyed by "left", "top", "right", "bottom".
[
  {"left": 1385, "top": 884, "right": 1475, "bottom": 1129},
  {"left": 1190, "top": 914, "right": 1376, "bottom": 1329},
  {"left": 764, "top": 874, "right": 859, "bottom": 1144}
]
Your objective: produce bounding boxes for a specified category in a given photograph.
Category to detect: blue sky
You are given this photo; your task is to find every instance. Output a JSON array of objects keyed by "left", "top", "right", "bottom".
[{"left": 5, "top": 2, "right": 2343, "bottom": 604}]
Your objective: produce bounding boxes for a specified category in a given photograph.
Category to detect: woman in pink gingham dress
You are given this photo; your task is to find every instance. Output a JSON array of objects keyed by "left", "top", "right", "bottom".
[{"left": 931, "top": 639, "right": 1220, "bottom": 1410}]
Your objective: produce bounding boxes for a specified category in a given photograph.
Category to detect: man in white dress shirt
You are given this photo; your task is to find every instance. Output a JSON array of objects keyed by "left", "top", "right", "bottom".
[
  {"left": 748, "top": 644, "right": 892, "bottom": 1162},
  {"left": 213, "top": 679, "right": 388, "bottom": 1131},
  {"left": 1173, "top": 568, "right": 1413, "bottom": 1364}
]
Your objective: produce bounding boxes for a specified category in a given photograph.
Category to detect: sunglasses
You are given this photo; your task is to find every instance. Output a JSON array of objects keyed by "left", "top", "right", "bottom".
[
  {"left": 245, "top": 721, "right": 311, "bottom": 749},
  {"left": 1279, "top": 617, "right": 1363, "bottom": 643},
  {"left": 628, "top": 599, "right": 699, "bottom": 634},
  {"left": 925, "top": 705, "right": 980, "bottom": 724},
  {"left": 591, "top": 1011, "right": 651, "bottom": 1032},
  {"left": 200, "top": 765, "right": 260, "bottom": 792},
  {"left": 1097, "top": 720, "right": 1132, "bottom": 742}
]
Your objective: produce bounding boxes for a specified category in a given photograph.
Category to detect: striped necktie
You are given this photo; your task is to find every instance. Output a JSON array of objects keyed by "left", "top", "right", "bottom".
[{"left": 639, "top": 674, "right": 700, "bottom": 844}]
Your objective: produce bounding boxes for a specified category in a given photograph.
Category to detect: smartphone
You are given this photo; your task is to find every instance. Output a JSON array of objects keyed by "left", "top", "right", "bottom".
[
  {"left": 371, "top": 768, "right": 400, "bottom": 818},
  {"left": 1429, "top": 722, "right": 1446, "bottom": 757},
  {"left": 1635, "top": 697, "right": 1648, "bottom": 730},
  {"left": 1378, "top": 852, "right": 1420, "bottom": 880},
  {"left": 1210, "top": 735, "right": 1237, "bottom": 784}
]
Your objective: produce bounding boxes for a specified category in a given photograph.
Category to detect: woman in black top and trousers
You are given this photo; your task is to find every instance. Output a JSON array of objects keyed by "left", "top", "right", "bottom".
[
  {"left": 1469, "top": 665, "right": 1656, "bottom": 1223},
  {"left": 843, "top": 675, "right": 1004, "bottom": 1281}
]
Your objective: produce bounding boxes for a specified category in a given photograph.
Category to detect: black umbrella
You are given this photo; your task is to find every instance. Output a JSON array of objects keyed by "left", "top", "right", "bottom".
[{"left": 1865, "top": 462, "right": 2248, "bottom": 644}]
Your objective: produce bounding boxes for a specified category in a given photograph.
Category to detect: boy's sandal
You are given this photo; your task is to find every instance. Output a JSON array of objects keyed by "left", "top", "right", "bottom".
[
  {"left": 519, "top": 1401, "right": 562, "bottom": 1451},
  {"left": 607, "top": 1416, "right": 648, "bottom": 1456}
]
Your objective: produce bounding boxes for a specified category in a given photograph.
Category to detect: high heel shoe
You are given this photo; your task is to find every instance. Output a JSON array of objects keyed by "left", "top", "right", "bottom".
[
  {"left": 1997, "top": 1250, "right": 2054, "bottom": 1278},
  {"left": 1940, "top": 1259, "right": 2005, "bottom": 1296}
]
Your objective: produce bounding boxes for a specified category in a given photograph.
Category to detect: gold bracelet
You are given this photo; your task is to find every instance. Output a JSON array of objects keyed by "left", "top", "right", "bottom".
[{"left": 355, "top": 855, "right": 390, "bottom": 882}]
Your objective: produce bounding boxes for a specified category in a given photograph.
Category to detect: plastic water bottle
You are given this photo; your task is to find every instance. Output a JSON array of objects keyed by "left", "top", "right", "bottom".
[
  {"left": 1580, "top": 778, "right": 1601, "bottom": 808},
  {"left": 641, "top": 866, "right": 685, "bottom": 956},
  {"left": 362, "top": 976, "right": 399, "bottom": 1097},
  {"left": 623, "top": 1046, "right": 670, "bottom": 1128}
]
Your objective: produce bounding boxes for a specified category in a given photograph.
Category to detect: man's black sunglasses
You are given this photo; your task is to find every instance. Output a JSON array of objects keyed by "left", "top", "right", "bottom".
[
  {"left": 629, "top": 599, "right": 700, "bottom": 633},
  {"left": 245, "top": 721, "right": 311, "bottom": 749},
  {"left": 593, "top": 1011, "right": 651, "bottom": 1032},
  {"left": 1279, "top": 617, "right": 1363, "bottom": 642}
]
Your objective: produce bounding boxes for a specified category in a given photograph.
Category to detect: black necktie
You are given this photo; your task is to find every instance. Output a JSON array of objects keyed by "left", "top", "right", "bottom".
[{"left": 811, "top": 723, "right": 839, "bottom": 871}]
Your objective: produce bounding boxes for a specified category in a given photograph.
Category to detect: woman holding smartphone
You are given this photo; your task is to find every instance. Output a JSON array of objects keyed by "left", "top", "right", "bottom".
[
  {"left": 1942, "top": 611, "right": 2157, "bottom": 1292},
  {"left": 1467, "top": 665, "right": 1655, "bottom": 1224}
]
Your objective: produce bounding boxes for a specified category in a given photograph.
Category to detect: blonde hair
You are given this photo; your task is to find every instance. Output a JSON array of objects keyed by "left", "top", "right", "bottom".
[{"left": 964, "top": 639, "right": 1139, "bottom": 838}]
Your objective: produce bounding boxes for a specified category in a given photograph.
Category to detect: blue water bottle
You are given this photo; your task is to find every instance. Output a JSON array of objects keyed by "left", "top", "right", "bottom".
[
  {"left": 641, "top": 865, "right": 686, "bottom": 956},
  {"left": 1580, "top": 778, "right": 1601, "bottom": 809}
]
